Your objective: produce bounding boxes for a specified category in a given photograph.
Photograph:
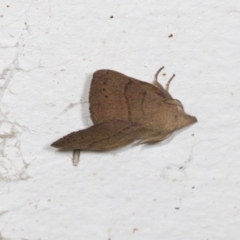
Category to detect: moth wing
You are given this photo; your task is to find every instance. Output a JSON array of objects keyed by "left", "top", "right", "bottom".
[
  {"left": 89, "top": 70, "right": 173, "bottom": 125},
  {"left": 51, "top": 120, "right": 146, "bottom": 151},
  {"left": 89, "top": 70, "right": 130, "bottom": 124},
  {"left": 138, "top": 132, "right": 172, "bottom": 144},
  {"left": 123, "top": 77, "right": 175, "bottom": 129},
  {"left": 134, "top": 79, "right": 172, "bottom": 99}
]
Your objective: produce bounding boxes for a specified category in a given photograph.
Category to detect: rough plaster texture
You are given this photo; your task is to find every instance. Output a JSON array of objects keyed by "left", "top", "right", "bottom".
[{"left": 0, "top": 0, "right": 240, "bottom": 239}]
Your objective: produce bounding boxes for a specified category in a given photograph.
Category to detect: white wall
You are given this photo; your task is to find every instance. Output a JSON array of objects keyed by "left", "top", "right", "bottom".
[{"left": 1, "top": 0, "right": 240, "bottom": 239}]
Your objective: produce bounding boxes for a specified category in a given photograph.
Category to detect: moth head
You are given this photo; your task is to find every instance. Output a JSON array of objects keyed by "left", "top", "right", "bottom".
[{"left": 164, "top": 99, "right": 197, "bottom": 130}]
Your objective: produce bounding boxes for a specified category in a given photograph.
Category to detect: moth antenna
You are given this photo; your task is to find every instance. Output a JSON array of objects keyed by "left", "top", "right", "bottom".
[
  {"left": 154, "top": 66, "right": 165, "bottom": 80},
  {"left": 154, "top": 66, "right": 164, "bottom": 88},
  {"left": 166, "top": 74, "right": 175, "bottom": 91}
]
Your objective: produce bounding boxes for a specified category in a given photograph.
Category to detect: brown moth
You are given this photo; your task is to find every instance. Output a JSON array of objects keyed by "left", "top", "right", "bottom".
[{"left": 52, "top": 67, "right": 197, "bottom": 162}]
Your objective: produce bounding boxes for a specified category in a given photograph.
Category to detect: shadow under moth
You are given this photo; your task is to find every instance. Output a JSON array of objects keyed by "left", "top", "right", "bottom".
[{"left": 51, "top": 67, "right": 197, "bottom": 165}]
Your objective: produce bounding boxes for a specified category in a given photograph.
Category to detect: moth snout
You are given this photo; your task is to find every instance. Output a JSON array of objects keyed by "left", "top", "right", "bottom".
[{"left": 184, "top": 114, "right": 197, "bottom": 126}]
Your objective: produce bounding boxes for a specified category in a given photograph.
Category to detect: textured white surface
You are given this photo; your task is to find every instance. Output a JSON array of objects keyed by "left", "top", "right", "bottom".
[{"left": 1, "top": 0, "right": 240, "bottom": 239}]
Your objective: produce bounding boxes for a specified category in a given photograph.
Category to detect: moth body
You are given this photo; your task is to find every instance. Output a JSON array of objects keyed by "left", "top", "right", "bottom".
[{"left": 51, "top": 68, "right": 197, "bottom": 151}]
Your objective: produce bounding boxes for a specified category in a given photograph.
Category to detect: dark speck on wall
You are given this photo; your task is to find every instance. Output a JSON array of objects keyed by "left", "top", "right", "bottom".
[
  {"left": 110, "top": 16, "right": 114, "bottom": 18},
  {"left": 168, "top": 34, "right": 173, "bottom": 38}
]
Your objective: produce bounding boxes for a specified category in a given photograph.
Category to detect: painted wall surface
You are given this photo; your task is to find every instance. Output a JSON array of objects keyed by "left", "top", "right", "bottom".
[{"left": 1, "top": 1, "right": 240, "bottom": 239}]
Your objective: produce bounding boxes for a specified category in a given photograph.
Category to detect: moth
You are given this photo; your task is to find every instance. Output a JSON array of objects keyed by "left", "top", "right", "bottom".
[{"left": 51, "top": 67, "right": 197, "bottom": 164}]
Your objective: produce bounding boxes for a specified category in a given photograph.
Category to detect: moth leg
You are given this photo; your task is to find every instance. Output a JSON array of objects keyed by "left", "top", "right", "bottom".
[
  {"left": 72, "top": 149, "right": 80, "bottom": 166},
  {"left": 165, "top": 74, "right": 175, "bottom": 91},
  {"left": 138, "top": 133, "right": 172, "bottom": 145}
]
